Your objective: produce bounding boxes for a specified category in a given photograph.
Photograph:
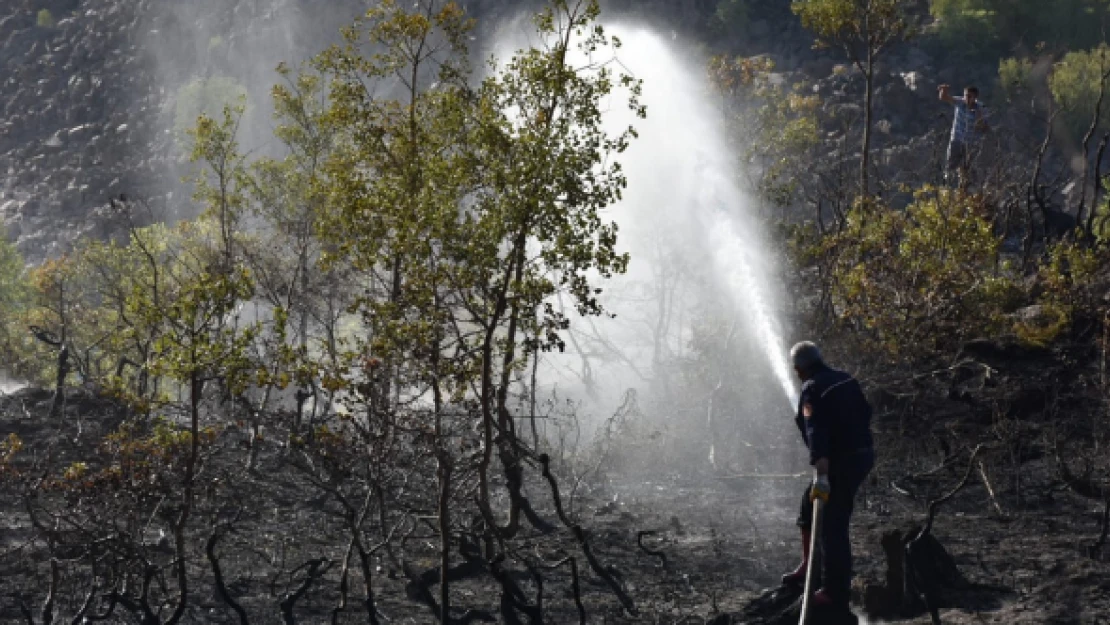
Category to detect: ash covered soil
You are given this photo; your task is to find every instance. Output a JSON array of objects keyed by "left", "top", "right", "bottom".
[
  {"left": 2, "top": 387, "right": 1109, "bottom": 624},
  {"left": 576, "top": 467, "right": 1110, "bottom": 624}
]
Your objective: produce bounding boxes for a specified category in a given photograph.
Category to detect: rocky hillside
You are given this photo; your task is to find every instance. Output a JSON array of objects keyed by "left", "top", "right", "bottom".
[
  {"left": 0, "top": 0, "right": 846, "bottom": 262},
  {"left": 1, "top": 0, "right": 162, "bottom": 260},
  {"left": 0, "top": 0, "right": 1044, "bottom": 260},
  {"left": 0, "top": 0, "right": 371, "bottom": 262}
]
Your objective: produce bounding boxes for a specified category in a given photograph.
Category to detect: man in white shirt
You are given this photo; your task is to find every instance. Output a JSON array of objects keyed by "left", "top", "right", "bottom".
[{"left": 939, "top": 84, "right": 990, "bottom": 189}]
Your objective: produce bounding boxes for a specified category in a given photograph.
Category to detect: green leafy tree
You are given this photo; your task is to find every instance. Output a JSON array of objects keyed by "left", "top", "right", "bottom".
[
  {"left": 18, "top": 257, "right": 99, "bottom": 410},
  {"left": 243, "top": 64, "right": 352, "bottom": 435},
  {"left": 710, "top": 55, "right": 822, "bottom": 208},
  {"left": 792, "top": 0, "right": 910, "bottom": 200},
  {"left": 11, "top": 213, "right": 258, "bottom": 621},
  {"left": 310, "top": 0, "right": 643, "bottom": 618},
  {"left": 77, "top": 219, "right": 253, "bottom": 402},
  {"left": 464, "top": 0, "right": 642, "bottom": 546},
  {"left": 998, "top": 56, "right": 1036, "bottom": 100},
  {"left": 78, "top": 227, "right": 169, "bottom": 398},
  {"left": 5, "top": 2, "right": 645, "bottom": 620},
  {"left": 174, "top": 76, "right": 249, "bottom": 142},
  {"left": 130, "top": 221, "right": 256, "bottom": 622},
  {"left": 932, "top": 0, "right": 1110, "bottom": 56},
  {"left": 4, "top": 243, "right": 147, "bottom": 397},
  {"left": 1050, "top": 45, "right": 1110, "bottom": 136}
]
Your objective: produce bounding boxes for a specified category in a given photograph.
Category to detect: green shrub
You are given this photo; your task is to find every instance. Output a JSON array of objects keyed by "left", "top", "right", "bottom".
[
  {"left": 1013, "top": 303, "right": 1070, "bottom": 347},
  {"left": 0, "top": 227, "right": 28, "bottom": 349},
  {"left": 1049, "top": 45, "right": 1110, "bottom": 137},
  {"left": 818, "top": 188, "right": 1022, "bottom": 358},
  {"left": 1015, "top": 240, "right": 1102, "bottom": 346},
  {"left": 173, "top": 76, "right": 249, "bottom": 145},
  {"left": 1085, "top": 181, "right": 1110, "bottom": 239},
  {"left": 36, "top": 9, "right": 54, "bottom": 28},
  {"left": 1001, "top": 45, "right": 1110, "bottom": 141},
  {"left": 998, "top": 56, "right": 1034, "bottom": 100},
  {"left": 931, "top": 0, "right": 1110, "bottom": 57}
]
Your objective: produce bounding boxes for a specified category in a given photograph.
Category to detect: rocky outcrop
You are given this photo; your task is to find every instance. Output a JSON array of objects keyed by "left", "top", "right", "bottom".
[{"left": 0, "top": 0, "right": 166, "bottom": 260}]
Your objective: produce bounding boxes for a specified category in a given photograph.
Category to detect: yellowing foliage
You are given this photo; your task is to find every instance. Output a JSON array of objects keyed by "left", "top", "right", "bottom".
[{"left": 819, "top": 188, "right": 1023, "bottom": 358}]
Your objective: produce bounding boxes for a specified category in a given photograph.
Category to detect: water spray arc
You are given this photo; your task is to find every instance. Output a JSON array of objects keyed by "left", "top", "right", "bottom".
[
  {"left": 534, "top": 24, "right": 798, "bottom": 430},
  {"left": 707, "top": 210, "right": 797, "bottom": 409}
]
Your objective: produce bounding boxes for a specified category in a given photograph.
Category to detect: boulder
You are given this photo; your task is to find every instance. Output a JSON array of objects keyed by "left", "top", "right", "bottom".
[
  {"left": 0, "top": 199, "right": 23, "bottom": 218},
  {"left": 43, "top": 132, "right": 64, "bottom": 149},
  {"left": 1012, "top": 304, "right": 1054, "bottom": 325},
  {"left": 66, "top": 123, "right": 93, "bottom": 141},
  {"left": 4, "top": 218, "right": 20, "bottom": 239}
]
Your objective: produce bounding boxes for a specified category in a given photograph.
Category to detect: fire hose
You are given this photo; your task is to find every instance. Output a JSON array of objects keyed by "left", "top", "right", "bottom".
[{"left": 798, "top": 497, "right": 824, "bottom": 625}]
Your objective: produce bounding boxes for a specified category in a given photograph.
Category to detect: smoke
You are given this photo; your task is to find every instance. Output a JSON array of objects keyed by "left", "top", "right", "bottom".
[
  {"left": 145, "top": 0, "right": 366, "bottom": 180},
  {"left": 0, "top": 374, "right": 25, "bottom": 394}
]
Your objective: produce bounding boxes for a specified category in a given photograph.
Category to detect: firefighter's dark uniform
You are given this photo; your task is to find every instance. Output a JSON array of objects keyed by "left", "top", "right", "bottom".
[{"left": 795, "top": 364, "right": 874, "bottom": 606}]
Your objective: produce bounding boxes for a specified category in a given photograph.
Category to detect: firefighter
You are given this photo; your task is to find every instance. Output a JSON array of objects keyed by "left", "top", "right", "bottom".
[{"left": 781, "top": 341, "right": 875, "bottom": 611}]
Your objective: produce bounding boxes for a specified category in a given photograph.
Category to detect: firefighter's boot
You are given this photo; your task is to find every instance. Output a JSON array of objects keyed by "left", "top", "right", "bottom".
[{"left": 781, "top": 528, "right": 811, "bottom": 586}]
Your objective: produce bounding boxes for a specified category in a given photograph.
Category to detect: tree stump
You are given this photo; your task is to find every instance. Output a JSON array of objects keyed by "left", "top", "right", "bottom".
[{"left": 862, "top": 523, "right": 964, "bottom": 621}]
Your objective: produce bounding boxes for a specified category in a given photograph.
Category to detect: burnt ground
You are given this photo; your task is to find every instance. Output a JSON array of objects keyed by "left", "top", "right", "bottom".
[
  {"left": 574, "top": 461, "right": 1110, "bottom": 624},
  {"left": 489, "top": 443, "right": 1110, "bottom": 625},
  {"left": 2, "top": 386, "right": 1110, "bottom": 624}
]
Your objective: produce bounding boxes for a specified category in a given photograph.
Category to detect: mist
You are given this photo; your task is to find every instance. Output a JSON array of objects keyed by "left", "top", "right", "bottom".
[
  {"left": 144, "top": 1, "right": 803, "bottom": 477},
  {"left": 127, "top": 0, "right": 809, "bottom": 516},
  {"left": 481, "top": 22, "right": 803, "bottom": 478},
  {"left": 0, "top": 375, "right": 24, "bottom": 394},
  {"left": 143, "top": 0, "right": 367, "bottom": 220}
]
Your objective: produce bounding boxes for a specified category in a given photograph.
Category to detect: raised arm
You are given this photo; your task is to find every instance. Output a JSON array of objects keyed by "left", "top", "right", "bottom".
[{"left": 938, "top": 83, "right": 955, "bottom": 104}]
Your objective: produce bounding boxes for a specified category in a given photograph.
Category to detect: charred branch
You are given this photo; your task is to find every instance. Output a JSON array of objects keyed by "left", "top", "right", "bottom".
[
  {"left": 403, "top": 555, "right": 490, "bottom": 621},
  {"left": 279, "top": 558, "right": 332, "bottom": 625},
  {"left": 205, "top": 518, "right": 249, "bottom": 625},
  {"left": 906, "top": 445, "right": 982, "bottom": 624},
  {"left": 539, "top": 454, "right": 637, "bottom": 616},
  {"left": 1091, "top": 489, "right": 1110, "bottom": 557},
  {"left": 636, "top": 531, "right": 667, "bottom": 569},
  {"left": 490, "top": 555, "right": 542, "bottom": 625}
]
